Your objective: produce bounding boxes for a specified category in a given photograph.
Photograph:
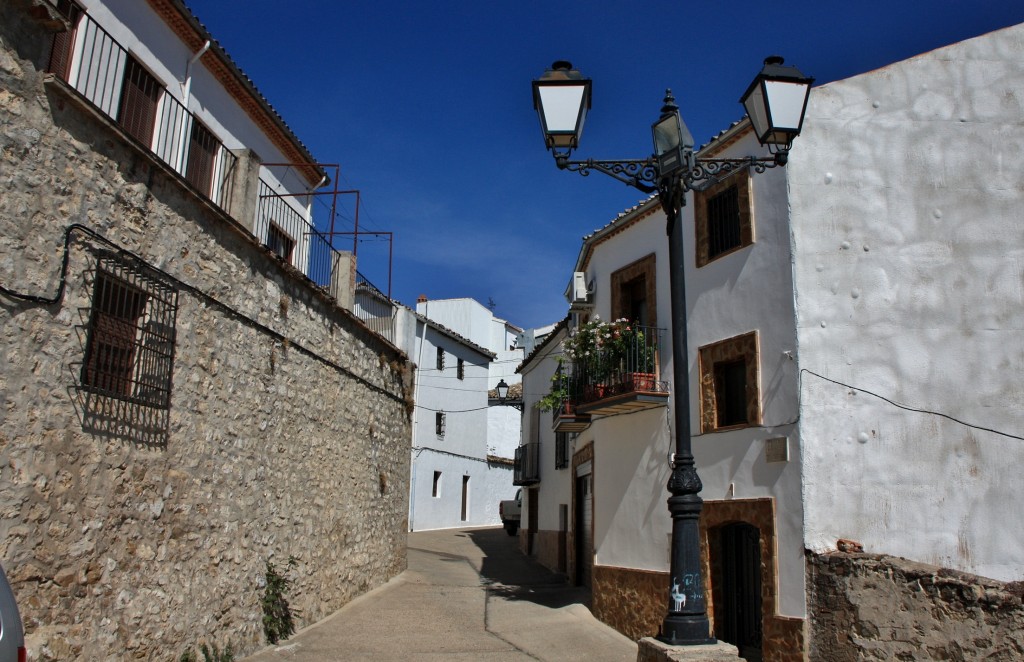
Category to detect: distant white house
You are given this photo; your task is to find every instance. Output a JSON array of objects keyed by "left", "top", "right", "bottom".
[
  {"left": 413, "top": 297, "right": 525, "bottom": 461},
  {"left": 354, "top": 290, "right": 527, "bottom": 531},
  {"left": 519, "top": 23, "right": 1024, "bottom": 660}
]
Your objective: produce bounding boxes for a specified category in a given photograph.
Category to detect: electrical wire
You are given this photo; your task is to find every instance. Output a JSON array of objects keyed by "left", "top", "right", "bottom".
[
  {"left": 0, "top": 224, "right": 409, "bottom": 406},
  {"left": 801, "top": 368, "right": 1024, "bottom": 442}
]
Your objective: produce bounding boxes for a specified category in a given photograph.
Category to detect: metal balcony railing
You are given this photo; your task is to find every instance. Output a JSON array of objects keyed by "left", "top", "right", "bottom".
[
  {"left": 560, "top": 322, "right": 669, "bottom": 405},
  {"left": 49, "top": 8, "right": 355, "bottom": 301},
  {"left": 49, "top": 11, "right": 236, "bottom": 211},
  {"left": 353, "top": 273, "right": 396, "bottom": 343},
  {"left": 513, "top": 442, "right": 540, "bottom": 486}
]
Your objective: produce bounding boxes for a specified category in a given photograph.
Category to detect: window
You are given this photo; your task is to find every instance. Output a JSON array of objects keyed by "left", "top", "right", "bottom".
[
  {"left": 117, "top": 55, "right": 161, "bottom": 146},
  {"left": 436, "top": 347, "right": 445, "bottom": 371},
  {"left": 266, "top": 223, "right": 295, "bottom": 262},
  {"left": 461, "top": 475, "right": 470, "bottom": 521},
  {"left": 48, "top": 0, "right": 84, "bottom": 79},
  {"left": 435, "top": 411, "right": 446, "bottom": 437},
  {"left": 457, "top": 358, "right": 465, "bottom": 380},
  {"left": 185, "top": 119, "right": 218, "bottom": 196},
  {"left": 555, "top": 432, "right": 569, "bottom": 470},
  {"left": 81, "top": 255, "right": 178, "bottom": 408},
  {"left": 714, "top": 359, "right": 748, "bottom": 427},
  {"left": 432, "top": 471, "right": 441, "bottom": 497},
  {"left": 611, "top": 254, "right": 657, "bottom": 327},
  {"left": 82, "top": 274, "right": 146, "bottom": 398},
  {"left": 699, "top": 331, "right": 761, "bottom": 432},
  {"left": 695, "top": 171, "right": 753, "bottom": 267}
]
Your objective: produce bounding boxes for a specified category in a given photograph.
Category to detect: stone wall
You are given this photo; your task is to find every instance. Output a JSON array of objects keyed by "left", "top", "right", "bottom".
[
  {"left": 592, "top": 565, "right": 665, "bottom": 641},
  {"left": 0, "top": 5, "right": 413, "bottom": 660},
  {"left": 808, "top": 552, "right": 1024, "bottom": 661}
]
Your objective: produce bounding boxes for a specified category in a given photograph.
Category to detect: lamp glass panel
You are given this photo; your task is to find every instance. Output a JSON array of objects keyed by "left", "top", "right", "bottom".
[
  {"left": 743, "top": 84, "right": 770, "bottom": 141},
  {"left": 764, "top": 80, "right": 808, "bottom": 131},
  {"left": 653, "top": 115, "right": 682, "bottom": 155},
  {"left": 538, "top": 85, "right": 586, "bottom": 133}
]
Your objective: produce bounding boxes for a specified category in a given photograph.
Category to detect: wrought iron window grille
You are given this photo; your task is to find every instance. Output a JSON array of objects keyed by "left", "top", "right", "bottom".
[{"left": 74, "top": 252, "right": 179, "bottom": 447}]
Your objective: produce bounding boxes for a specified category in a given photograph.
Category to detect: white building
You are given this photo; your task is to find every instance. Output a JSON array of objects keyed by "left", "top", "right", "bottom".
[
  {"left": 47, "top": 0, "right": 350, "bottom": 294},
  {"left": 354, "top": 289, "right": 519, "bottom": 531},
  {"left": 414, "top": 297, "right": 525, "bottom": 460},
  {"left": 519, "top": 23, "right": 1024, "bottom": 660}
]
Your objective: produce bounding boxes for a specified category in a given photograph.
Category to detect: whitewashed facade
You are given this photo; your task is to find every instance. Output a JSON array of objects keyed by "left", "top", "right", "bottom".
[
  {"left": 414, "top": 298, "right": 525, "bottom": 460},
  {"left": 520, "top": 23, "right": 1024, "bottom": 658}
]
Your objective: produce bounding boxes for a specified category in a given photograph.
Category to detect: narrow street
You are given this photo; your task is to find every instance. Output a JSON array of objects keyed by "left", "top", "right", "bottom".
[{"left": 243, "top": 527, "right": 638, "bottom": 661}]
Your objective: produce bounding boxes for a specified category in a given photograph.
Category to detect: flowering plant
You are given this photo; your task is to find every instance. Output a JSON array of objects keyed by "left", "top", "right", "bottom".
[
  {"left": 563, "top": 317, "right": 655, "bottom": 379},
  {"left": 535, "top": 360, "right": 572, "bottom": 412}
]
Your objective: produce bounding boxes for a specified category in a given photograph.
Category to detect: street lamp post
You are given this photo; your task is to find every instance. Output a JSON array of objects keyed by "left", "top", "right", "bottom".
[{"left": 532, "top": 58, "right": 812, "bottom": 646}]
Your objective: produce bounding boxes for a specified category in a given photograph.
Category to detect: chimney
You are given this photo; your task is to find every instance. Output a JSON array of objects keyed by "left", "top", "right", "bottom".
[{"left": 417, "top": 294, "right": 428, "bottom": 303}]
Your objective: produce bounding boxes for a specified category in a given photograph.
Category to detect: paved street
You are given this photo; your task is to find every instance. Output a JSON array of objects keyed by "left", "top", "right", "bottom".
[{"left": 243, "top": 527, "right": 637, "bottom": 661}]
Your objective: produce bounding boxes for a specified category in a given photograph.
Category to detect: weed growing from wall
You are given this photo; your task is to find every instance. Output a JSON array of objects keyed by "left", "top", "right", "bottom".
[
  {"left": 262, "top": 555, "right": 299, "bottom": 644},
  {"left": 179, "top": 641, "right": 234, "bottom": 662}
]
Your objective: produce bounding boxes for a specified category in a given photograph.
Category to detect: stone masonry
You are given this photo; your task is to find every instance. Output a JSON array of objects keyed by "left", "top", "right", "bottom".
[
  {"left": 808, "top": 551, "right": 1024, "bottom": 661},
  {"left": 1, "top": 4, "right": 413, "bottom": 659}
]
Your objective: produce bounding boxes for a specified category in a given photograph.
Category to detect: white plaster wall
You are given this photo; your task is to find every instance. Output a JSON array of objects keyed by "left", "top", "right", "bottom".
[
  {"left": 409, "top": 450, "right": 511, "bottom": 531},
  {"left": 683, "top": 134, "right": 807, "bottom": 618},
  {"left": 575, "top": 205, "right": 675, "bottom": 571},
  {"left": 591, "top": 410, "right": 673, "bottom": 570},
  {"left": 412, "top": 331, "right": 489, "bottom": 461},
  {"left": 790, "top": 23, "right": 1024, "bottom": 581},
  {"left": 415, "top": 298, "right": 493, "bottom": 349},
  {"left": 577, "top": 150, "right": 807, "bottom": 616},
  {"left": 519, "top": 328, "right": 573, "bottom": 533},
  {"left": 414, "top": 299, "right": 524, "bottom": 461},
  {"left": 487, "top": 346, "right": 524, "bottom": 459},
  {"left": 391, "top": 305, "right": 502, "bottom": 531}
]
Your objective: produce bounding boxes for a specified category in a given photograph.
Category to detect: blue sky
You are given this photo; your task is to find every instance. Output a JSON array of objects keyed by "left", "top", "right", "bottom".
[{"left": 189, "top": 1, "right": 1024, "bottom": 330}]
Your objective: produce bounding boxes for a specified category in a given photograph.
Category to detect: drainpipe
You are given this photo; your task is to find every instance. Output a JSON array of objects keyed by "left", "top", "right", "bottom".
[
  {"left": 409, "top": 302, "right": 429, "bottom": 531},
  {"left": 182, "top": 40, "right": 211, "bottom": 109},
  {"left": 306, "top": 174, "right": 327, "bottom": 228},
  {"left": 177, "top": 40, "right": 211, "bottom": 172}
]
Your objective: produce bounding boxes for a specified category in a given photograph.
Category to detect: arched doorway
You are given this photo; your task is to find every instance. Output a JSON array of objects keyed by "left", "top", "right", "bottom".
[{"left": 714, "top": 522, "right": 762, "bottom": 662}]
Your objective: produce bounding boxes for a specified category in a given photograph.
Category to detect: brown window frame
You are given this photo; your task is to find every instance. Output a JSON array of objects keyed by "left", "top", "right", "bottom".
[
  {"left": 698, "top": 331, "right": 761, "bottom": 433},
  {"left": 695, "top": 171, "right": 753, "bottom": 268},
  {"left": 48, "top": 0, "right": 84, "bottom": 80},
  {"left": 610, "top": 253, "right": 657, "bottom": 327}
]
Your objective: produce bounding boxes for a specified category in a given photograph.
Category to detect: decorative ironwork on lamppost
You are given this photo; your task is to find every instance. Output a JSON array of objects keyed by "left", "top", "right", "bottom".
[
  {"left": 494, "top": 378, "right": 524, "bottom": 411},
  {"left": 532, "top": 57, "right": 812, "bottom": 646}
]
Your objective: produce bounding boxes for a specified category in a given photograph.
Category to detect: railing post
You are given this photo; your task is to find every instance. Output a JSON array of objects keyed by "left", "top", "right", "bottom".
[
  {"left": 227, "top": 148, "right": 262, "bottom": 233},
  {"left": 330, "top": 249, "right": 356, "bottom": 310}
]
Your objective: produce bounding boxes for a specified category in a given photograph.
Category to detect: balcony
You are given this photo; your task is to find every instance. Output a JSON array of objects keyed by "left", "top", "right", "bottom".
[
  {"left": 513, "top": 442, "right": 540, "bottom": 486},
  {"left": 46, "top": 7, "right": 352, "bottom": 300},
  {"left": 564, "top": 321, "right": 670, "bottom": 417},
  {"left": 552, "top": 399, "right": 591, "bottom": 433}
]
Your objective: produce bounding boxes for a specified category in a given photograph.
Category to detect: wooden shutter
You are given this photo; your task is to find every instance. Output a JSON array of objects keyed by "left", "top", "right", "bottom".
[
  {"left": 48, "top": 0, "right": 84, "bottom": 79},
  {"left": 118, "top": 56, "right": 160, "bottom": 145},
  {"left": 185, "top": 120, "right": 217, "bottom": 196}
]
